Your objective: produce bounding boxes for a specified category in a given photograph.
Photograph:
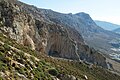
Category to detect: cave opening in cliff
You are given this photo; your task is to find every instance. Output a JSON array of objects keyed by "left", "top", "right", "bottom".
[{"left": 48, "top": 50, "right": 59, "bottom": 57}]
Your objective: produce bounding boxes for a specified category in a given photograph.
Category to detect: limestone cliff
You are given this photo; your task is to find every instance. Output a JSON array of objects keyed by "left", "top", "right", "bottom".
[{"left": 0, "top": 0, "right": 108, "bottom": 68}]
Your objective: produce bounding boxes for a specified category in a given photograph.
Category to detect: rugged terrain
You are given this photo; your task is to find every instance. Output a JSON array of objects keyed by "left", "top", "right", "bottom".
[
  {"left": 0, "top": 0, "right": 120, "bottom": 80},
  {"left": 0, "top": 0, "right": 108, "bottom": 67},
  {"left": 37, "top": 8, "right": 120, "bottom": 61},
  {"left": 0, "top": 28, "right": 120, "bottom": 80}
]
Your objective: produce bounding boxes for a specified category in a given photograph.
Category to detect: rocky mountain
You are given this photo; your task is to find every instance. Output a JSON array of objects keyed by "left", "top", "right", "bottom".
[
  {"left": 0, "top": 0, "right": 120, "bottom": 79},
  {"left": 0, "top": 0, "right": 109, "bottom": 67},
  {"left": 14, "top": 0, "right": 120, "bottom": 60},
  {"left": 95, "top": 20, "right": 120, "bottom": 31},
  {"left": 37, "top": 9, "right": 120, "bottom": 60}
]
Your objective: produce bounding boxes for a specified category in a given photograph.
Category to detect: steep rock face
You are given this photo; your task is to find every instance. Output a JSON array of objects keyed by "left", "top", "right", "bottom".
[
  {"left": 46, "top": 25, "right": 80, "bottom": 60},
  {"left": 0, "top": 0, "right": 108, "bottom": 68},
  {"left": 38, "top": 9, "right": 120, "bottom": 58},
  {"left": 0, "top": 0, "right": 46, "bottom": 51}
]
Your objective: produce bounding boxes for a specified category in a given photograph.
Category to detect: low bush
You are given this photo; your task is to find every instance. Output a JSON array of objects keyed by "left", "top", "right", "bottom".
[
  {"left": 48, "top": 68, "right": 58, "bottom": 76},
  {"left": 3, "top": 43, "right": 10, "bottom": 51}
]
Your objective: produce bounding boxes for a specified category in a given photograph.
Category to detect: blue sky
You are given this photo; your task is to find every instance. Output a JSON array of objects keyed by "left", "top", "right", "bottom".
[{"left": 19, "top": 0, "right": 120, "bottom": 25}]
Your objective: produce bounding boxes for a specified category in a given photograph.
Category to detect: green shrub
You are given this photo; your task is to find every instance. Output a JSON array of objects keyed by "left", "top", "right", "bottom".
[
  {"left": 18, "top": 67, "right": 26, "bottom": 75},
  {"left": 0, "top": 61, "right": 7, "bottom": 71},
  {"left": 30, "top": 56, "right": 36, "bottom": 63},
  {"left": 48, "top": 68, "right": 58, "bottom": 76},
  {"left": 0, "top": 52, "right": 5, "bottom": 60},
  {"left": 3, "top": 43, "right": 10, "bottom": 51},
  {"left": 0, "top": 46, "right": 5, "bottom": 53},
  {"left": 0, "top": 76, "right": 3, "bottom": 80}
]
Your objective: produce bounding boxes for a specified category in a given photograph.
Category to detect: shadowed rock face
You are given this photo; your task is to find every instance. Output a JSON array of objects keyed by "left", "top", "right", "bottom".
[{"left": 0, "top": 0, "right": 108, "bottom": 68}]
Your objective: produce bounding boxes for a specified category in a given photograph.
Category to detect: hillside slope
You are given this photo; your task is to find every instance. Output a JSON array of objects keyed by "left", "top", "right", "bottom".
[{"left": 0, "top": 32, "right": 120, "bottom": 80}]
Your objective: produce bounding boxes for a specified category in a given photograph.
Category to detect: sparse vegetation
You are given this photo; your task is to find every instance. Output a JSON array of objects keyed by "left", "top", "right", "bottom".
[
  {"left": 48, "top": 68, "right": 58, "bottom": 76},
  {"left": 0, "top": 32, "right": 120, "bottom": 80}
]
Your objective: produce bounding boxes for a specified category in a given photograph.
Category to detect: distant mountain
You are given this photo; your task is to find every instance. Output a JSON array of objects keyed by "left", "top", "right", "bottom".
[
  {"left": 113, "top": 28, "right": 120, "bottom": 34},
  {"left": 95, "top": 20, "right": 120, "bottom": 31}
]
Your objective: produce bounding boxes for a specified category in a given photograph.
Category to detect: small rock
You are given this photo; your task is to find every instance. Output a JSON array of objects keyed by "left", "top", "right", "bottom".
[{"left": 84, "top": 75, "right": 88, "bottom": 80}]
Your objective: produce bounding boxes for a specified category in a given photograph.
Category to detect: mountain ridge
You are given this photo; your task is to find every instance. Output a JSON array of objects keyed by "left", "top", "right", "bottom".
[{"left": 95, "top": 20, "right": 120, "bottom": 31}]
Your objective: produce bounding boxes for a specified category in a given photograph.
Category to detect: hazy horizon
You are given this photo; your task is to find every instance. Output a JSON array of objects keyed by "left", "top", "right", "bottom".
[{"left": 19, "top": 0, "right": 120, "bottom": 25}]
